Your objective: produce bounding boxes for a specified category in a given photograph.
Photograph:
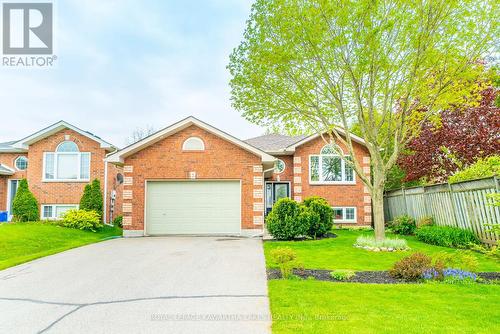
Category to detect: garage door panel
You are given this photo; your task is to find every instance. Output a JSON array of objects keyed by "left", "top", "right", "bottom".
[{"left": 146, "top": 181, "right": 241, "bottom": 235}]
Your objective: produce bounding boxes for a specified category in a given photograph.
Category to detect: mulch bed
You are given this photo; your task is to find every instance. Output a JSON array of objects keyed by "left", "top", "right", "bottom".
[{"left": 267, "top": 268, "right": 500, "bottom": 284}]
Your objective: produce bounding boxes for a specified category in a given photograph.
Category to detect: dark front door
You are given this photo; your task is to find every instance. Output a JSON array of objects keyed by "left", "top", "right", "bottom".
[{"left": 265, "top": 182, "right": 290, "bottom": 215}]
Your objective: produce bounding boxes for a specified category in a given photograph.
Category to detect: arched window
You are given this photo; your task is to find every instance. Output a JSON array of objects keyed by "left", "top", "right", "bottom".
[
  {"left": 320, "top": 144, "right": 341, "bottom": 155},
  {"left": 56, "top": 141, "right": 79, "bottom": 152},
  {"left": 182, "top": 137, "right": 205, "bottom": 151},
  {"left": 44, "top": 141, "right": 90, "bottom": 181},
  {"left": 309, "top": 144, "right": 354, "bottom": 184},
  {"left": 15, "top": 156, "right": 28, "bottom": 170}
]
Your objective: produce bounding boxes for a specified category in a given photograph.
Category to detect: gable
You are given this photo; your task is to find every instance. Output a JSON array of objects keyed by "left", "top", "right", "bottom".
[{"left": 106, "top": 116, "right": 276, "bottom": 164}]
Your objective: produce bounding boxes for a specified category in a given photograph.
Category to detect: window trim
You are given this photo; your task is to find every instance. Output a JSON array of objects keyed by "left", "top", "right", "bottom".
[
  {"left": 308, "top": 154, "right": 356, "bottom": 185},
  {"left": 182, "top": 137, "right": 205, "bottom": 151},
  {"left": 14, "top": 156, "right": 28, "bottom": 171},
  {"left": 41, "top": 204, "right": 79, "bottom": 220},
  {"left": 332, "top": 207, "right": 357, "bottom": 223},
  {"left": 42, "top": 151, "right": 91, "bottom": 182}
]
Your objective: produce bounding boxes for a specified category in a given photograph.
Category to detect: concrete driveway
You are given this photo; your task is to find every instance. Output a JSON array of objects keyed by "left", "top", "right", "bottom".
[{"left": 0, "top": 237, "right": 271, "bottom": 334}]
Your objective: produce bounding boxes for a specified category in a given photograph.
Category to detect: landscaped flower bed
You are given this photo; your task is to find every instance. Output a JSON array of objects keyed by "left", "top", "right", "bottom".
[{"left": 266, "top": 268, "right": 500, "bottom": 284}]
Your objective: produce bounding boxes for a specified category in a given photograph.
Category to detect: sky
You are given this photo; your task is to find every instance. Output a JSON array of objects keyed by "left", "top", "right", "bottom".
[{"left": 0, "top": 0, "right": 265, "bottom": 147}]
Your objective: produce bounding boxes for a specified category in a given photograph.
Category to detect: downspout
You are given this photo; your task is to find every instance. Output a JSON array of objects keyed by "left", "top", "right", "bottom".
[{"left": 103, "top": 147, "right": 118, "bottom": 225}]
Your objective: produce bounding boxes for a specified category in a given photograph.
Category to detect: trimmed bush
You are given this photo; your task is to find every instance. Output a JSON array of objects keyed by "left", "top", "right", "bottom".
[
  {"left": 330, "top": 269, "right": 355, "bottom": 281},
  {"left": 415, "top": 225, "right": 480, "bottom": 248},
  {"left": 355, "top": 235, "right": 409, "bottom": 251},
  {"left": 270, "top": 247, "right": 297, "bottom": 279},
  {"left": 60, "top": 209, "right": 102, "bottom": 232},
  {"left": 12, "top": 179, "right": 39, "bottom": 222},
  {"left": 417, "top": 216, "right": 435, "bottom": 228},
  {"left": 79, "top": 179, "right": 103, "bottom": 221},
  {"left": 390, "top": 252, "right": 432, "bottom": 280},
  {"left": 390, "top": 215, "right": 416, "bottom": 235},
  {"left": 112, "top": 215, "right": 123, "bottom": 228},
  {"left": 298, "top": 205, "right": 321, "bottom": 237},
  {"left": 266, "top": 198, "right": 305, "bottom": 240},
  {"left": 302, "top": 196, "right": 333, "bottom": 238}
]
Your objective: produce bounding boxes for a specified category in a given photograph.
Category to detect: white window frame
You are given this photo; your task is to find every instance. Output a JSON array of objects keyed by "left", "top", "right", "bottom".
[
  {"left": 42, "top": 152, "right": 91, "bottom": 182},
  {"left": 332, "top": 207, "right": 357, "bottom": 223},
  {"left": 14, "top": 156, "right": 28, "bottom": 171},
  {"left": 182, "top": 137, "right": 205, "bottom": 151},
  {"left": 41, "top": 204, "right": 79, "bottom": 220},
  {"left": 309, "top": 154, "right": 356, "bottom": 185}
]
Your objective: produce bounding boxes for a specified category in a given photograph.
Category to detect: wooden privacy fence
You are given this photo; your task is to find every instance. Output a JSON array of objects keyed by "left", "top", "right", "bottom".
[{"left": 384, "top": 176, "right": 500, "bottom": 244}]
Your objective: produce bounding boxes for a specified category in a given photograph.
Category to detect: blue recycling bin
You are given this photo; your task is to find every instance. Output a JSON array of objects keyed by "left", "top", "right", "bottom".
[{"left": 0, "top": 211, "right": 8, "bottom": 222}]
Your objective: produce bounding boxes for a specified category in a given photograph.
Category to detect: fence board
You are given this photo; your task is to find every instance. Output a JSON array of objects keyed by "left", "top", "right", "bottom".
[{"left": 384, "top": 176, "right": 499, "bottom": 244}]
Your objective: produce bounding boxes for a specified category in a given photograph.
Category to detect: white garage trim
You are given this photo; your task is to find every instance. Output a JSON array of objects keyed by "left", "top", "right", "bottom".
[{"left": 144, "top": 179, "right": 242, "bottom": 236}]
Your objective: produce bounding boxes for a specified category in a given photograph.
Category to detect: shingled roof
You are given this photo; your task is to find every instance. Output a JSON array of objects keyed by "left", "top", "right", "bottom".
[{"left": 245, "top": 134, "right": 307, "bottom": 152}]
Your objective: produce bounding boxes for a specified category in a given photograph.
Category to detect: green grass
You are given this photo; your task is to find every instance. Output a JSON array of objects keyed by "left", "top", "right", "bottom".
[
  {"left": 269, "top": 280, "right": 500, "bottom": 334},
  {"left": 264, "top": 229, "right": 500, "bottom": 272},
  {"left": 0, "top": 222, "right": 122, "bottom": 270}
]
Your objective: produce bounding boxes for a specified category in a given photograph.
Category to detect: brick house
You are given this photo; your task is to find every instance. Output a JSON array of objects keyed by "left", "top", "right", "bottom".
[
  {"left": 106, "top": 116, "right": 371, "bottom": 237},
  {"left": 0, "top": 121, "right": 123, "bottom": 222}
]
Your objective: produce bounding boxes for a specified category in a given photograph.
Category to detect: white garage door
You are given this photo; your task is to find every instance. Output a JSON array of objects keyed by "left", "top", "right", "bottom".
[{"left": 146, "top": 180, "right": 241, "bottom": 235}]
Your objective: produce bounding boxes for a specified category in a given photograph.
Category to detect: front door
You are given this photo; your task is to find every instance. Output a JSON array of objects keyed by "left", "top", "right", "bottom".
[
  {"left": 7, "top": 179, "right": 20, "bottom": 219},
  {"left": 265, "top": 182, "right": 290, "bottom": 215}
]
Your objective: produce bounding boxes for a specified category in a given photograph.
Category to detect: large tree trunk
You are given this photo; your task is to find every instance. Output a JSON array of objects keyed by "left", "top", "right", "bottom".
[
  {"left": 372, "top": 187, "right": 386, "bottom": 241},
  {"left": 371, "top": 166, "right": 386, "bottom": 241}
]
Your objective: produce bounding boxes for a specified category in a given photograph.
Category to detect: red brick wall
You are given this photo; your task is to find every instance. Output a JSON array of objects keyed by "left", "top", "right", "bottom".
[
  {"left": 0, "top": 153, "right": 28, "bottom": 211},
  {"left": 0, "top": 129, "right": 119, "bottom": 221},
  {"left": 121, "top": 125, "right": 263, "bottom": 232},
  {"left": 293, "top": 136, "right": 372, "bottom": 226}
]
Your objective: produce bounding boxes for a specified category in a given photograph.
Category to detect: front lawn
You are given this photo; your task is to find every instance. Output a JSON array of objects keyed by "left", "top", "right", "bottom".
[
  {"left": 269, "top": 280, "right": 500, "bottom": 334},
  {"left": 0, "top": 222, "right": 122, "bottom": 270},
  {"left": 264, "top": 229, "right": 500, "bottom": 272}
]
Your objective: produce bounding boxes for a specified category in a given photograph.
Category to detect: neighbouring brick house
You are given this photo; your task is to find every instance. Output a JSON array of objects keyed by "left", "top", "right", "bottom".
[
  {"left": 0, "top": 121, "right": 123, "bottom": 222},
  {"left": 106, "top": 116, "right": 371, "bottom": 237}
]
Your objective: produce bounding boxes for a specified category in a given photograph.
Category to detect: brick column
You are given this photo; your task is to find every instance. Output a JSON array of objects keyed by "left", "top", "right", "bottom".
[
  {"left": 122, "top": 165, "right": 133, "bottom": 228},
  {"left": 293, "top": 156, "right": 302, "bottom": 202},
  {"left": 252, "top": 165, "right": 264, "bottom": 227}
]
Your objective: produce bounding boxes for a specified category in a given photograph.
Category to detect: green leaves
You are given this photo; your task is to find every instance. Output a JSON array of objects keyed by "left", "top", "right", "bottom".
[{"left": 12, "top": 179, "right": 39, "bottom": 222}]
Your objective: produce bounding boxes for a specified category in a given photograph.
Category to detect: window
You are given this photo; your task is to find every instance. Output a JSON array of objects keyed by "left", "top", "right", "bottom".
[
  {"left": 43, "top": 141, "right": 90, "bottom": 181},
  {"left": 309, "top": 144, "right": 355, "bottom": 184},
  {"left": 274, "top": 159, "right": 285, "bottom": 174},
  {"left": 41, "top": 204, "right": 78, "bottom": 219},
  {"left": 182, "top": 137, "right": 205, "bottom": 151},
  {"left": 14, "top": 156, "right": 28, "bottom": 170},
  {"left": 333, "top": 207, "right": 357, "bottom": 223}
]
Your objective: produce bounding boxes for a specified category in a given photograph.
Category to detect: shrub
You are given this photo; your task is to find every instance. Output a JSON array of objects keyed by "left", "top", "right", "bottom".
[
  {"left": 266, "top": 198, "right": 305, "bottom": 240},
  {"left": 468, "top": 242, "right": 500, "bottom": 260},
  {"left": 417, "top": 216, "right": 435, "bottom": 228},
  {"left": 297, "top": 205, "right": 321, "bottom": 237},
  {"left": 79, "top": 179, "right": 103, "bottom": 221},
  {"left": 432, "top": 251, "right": 479, "bottom": 273},
  {"left": 270, "top": 247, "right": 297, "bottom": 279},
  {"left": 330, "top": 269, "right": 355, "bottom": 281},
  {"left": 442, "top": 268, "right": 478, "bottom": 284},
  {"left": 390, "top": 215, "right": 417, "bottom": 235},
  {"left": 448, "top": 155, "right": 500, "bottom": 183},
  {"left": 60, "top": 209, "right": 102, "bottom": 232},
  {"left": 12, "top": 179, "right": 39, "bottom": 222},
  {"left": 302, "top": 196, "right": 333, "bottom": 238},
  {"left": 390, "top": 252, "right": 432, "bottom": 280},
  {"left": 355, "top": 235, "right": 409, "bottom": 250},
  {"left": 112, "top": 215, "right": 123, "bottom": 228},
  {"left": 415, "top": 225, "right": 480, "bottom": 248}
]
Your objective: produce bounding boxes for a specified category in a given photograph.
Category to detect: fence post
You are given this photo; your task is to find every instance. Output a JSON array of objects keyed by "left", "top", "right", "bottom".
[
  {"left": 402, "top": 186, "right": 408, "bottom": 215},
  {"left": 422, "top": 186, "right": 428, "bottom": 217},
  {"left": 448, "top": 182, "right": 459, "bottom": 227}
]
